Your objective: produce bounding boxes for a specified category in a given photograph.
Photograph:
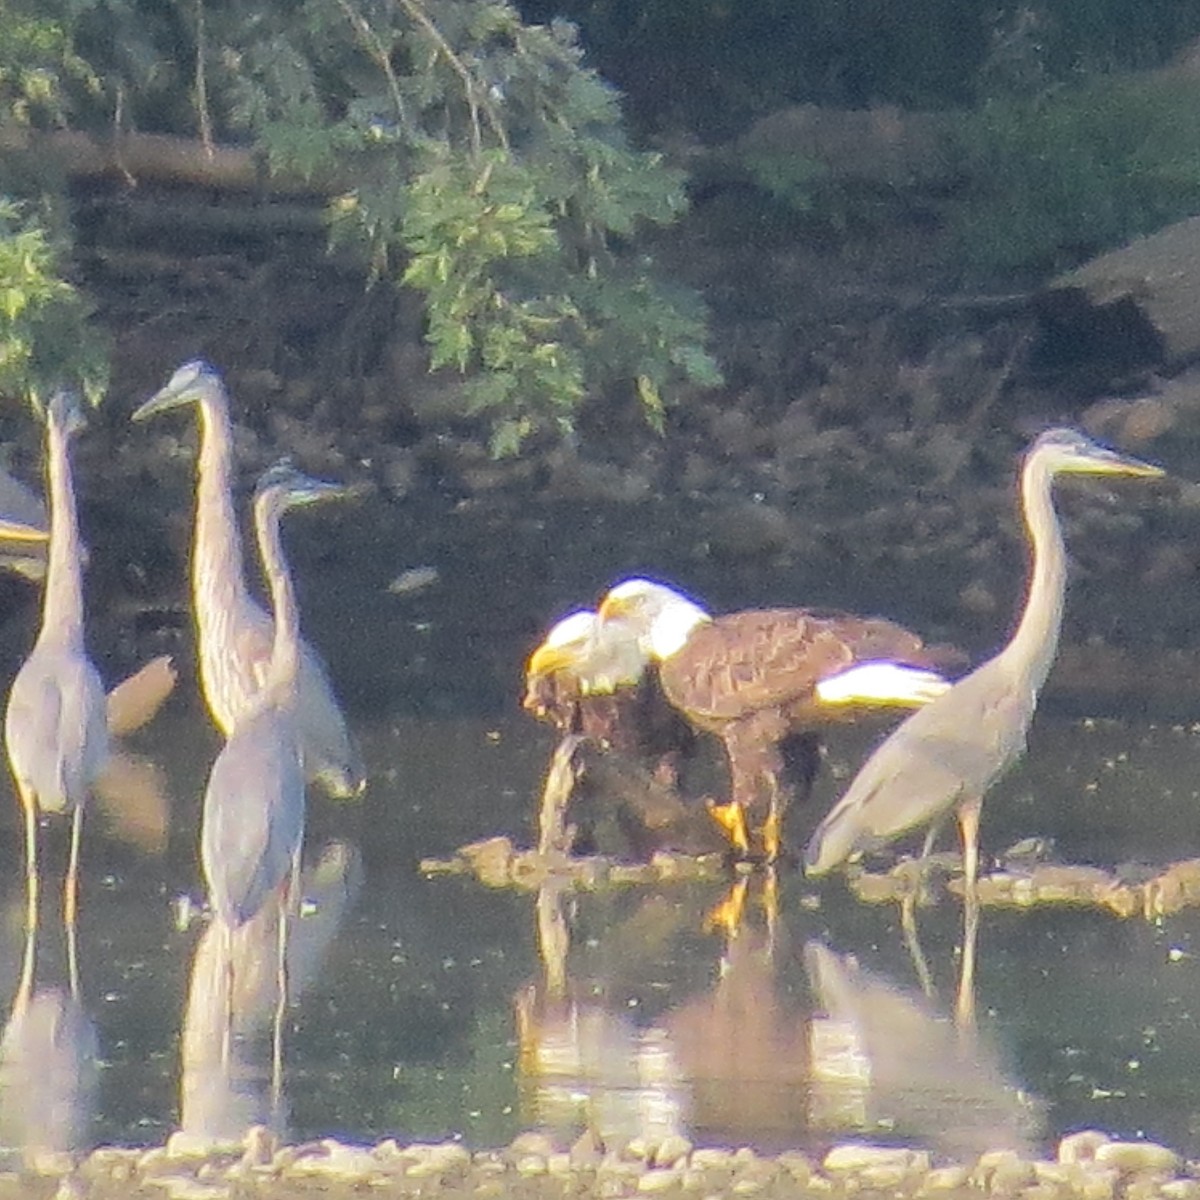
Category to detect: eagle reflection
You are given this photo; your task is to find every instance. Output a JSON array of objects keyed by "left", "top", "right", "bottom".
[{"left": 515, "top": 880, "right": 1040, "bottom": 1157}]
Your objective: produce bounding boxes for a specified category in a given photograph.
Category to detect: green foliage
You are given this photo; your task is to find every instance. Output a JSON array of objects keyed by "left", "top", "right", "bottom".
[
  {"left": 0, "top": 200, "right": 108, "bottom": 408},
  {"left": 949, "top": 72, "right": 1200, "bottom": 275},
  {"left": 0, "top": 3, "right": 97, "bottom": 128},
  {"left": 298, "top": 1, "right": 717, "bottom": 454}
]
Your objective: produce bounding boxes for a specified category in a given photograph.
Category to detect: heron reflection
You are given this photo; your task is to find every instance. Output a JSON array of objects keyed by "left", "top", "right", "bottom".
[
  {"left": 514, "top": 873, "right": 1039, "bottom": 1154},
  {"left": 0, "top": 985, "right": 97, "bottom": 1174},
  {"left": 804, "top": 940, "right": 1041, "bottom": 1160},
  {"left": 179, "top": 840, "right": 362, "bottom": 1146}
]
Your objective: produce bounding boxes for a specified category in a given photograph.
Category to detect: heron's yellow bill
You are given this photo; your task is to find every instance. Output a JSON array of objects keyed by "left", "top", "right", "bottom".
[{"left": 0, "top": 517, "right": 49, "bottom": 543}]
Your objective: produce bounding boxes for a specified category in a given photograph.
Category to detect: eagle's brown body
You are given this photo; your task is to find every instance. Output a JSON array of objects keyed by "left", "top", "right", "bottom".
[
  {"left": 654, "top": 607, "right": 961, "bottom": 859},
  {"left": 524, "top": 666, "right": 694, "bottom": 784}
]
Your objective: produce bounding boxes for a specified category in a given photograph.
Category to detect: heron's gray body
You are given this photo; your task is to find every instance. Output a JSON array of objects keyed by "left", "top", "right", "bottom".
[
  {"left": 804, "top": 428, "right": 1158, "bottom": 878},
  {"left": 5, "top": 644, "right": 107, "bottom": 818},
  {"left": 139, "top": 362, "right": 364, "bottom": 798},
  {"left": 202, "top": 700, "right": 304, "bottom": 927},
  {"left": 804, "top": 662, "right": 1037, "bottom": 872},
  {"left": 4, "top": 395, "right": 107, "bottom": 819},
  {"left": 190, "top": 384, "right": 363, "bottom": 797},
  {"left": 199, "top": 464, "right": 327, "bottom": 930}
]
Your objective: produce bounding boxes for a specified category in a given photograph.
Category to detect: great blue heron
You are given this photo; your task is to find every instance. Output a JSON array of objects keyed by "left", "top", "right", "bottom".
[
  {"left": 132, "top": 361, "right": 365, "bottom": 798},
  {"left": 804, "top": 428, "right": 1163, "bottom": 894},
  {"left": 3, "top": 391, "right": 108, "bottom": 999},
  {"left": 201, "top": 461, "right": 345, "bottom": 1066},
  {"left": 595, "top": 578, "right": 954, "bottom": 861}
]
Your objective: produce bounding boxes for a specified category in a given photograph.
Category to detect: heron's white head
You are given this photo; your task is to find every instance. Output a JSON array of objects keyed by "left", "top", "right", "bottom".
[
  {"left": 1025, "top": 427, "right": 1164, "bottom": 481},
  {"left": 132, "top": 359, "right": 227, "bottom": 422},
  {"left": 596, "top": 577, "right": 710, "bottom": 660}
]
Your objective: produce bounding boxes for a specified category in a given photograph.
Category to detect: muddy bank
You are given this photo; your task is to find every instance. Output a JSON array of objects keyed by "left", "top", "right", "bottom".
[{"left": 1, "top": 178, "right": 1195, "bottom": 718}]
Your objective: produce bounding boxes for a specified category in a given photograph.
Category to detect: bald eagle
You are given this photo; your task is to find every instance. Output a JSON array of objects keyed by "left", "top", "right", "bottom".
[
  {"left": 522, "top": 609, "right": 705, "bottom": 858},
  {"left": 596, "top": 578, "right": 958, "bottom": 861}
]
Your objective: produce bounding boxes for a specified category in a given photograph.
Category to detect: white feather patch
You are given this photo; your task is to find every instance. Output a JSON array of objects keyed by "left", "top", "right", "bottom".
[{"left": 816, "top": 661, "right": 950, "bottom": 706}]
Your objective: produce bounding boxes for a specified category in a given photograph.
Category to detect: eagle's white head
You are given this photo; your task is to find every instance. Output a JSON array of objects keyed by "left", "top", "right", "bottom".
[{"left": 597, "top": 577, "right": 710, "bottom": 660}]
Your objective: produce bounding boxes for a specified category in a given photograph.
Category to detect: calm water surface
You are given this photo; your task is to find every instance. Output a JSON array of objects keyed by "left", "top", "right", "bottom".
[{"left": 6, "top": 697, "right": 1200, "bottom": 1163}]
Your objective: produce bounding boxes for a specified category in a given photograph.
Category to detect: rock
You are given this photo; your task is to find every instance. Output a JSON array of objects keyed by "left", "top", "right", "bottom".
[
  {"left": 776, "top": 1152, "right": 813, "bottom": 1184},
  {"left": 405, "top": 1141, "right": 472, "bottom": 1177},
  {"left": 920, "top": 1165, "right": 972, "bottom": 1191},
  {"left": 158, "top": 1179, "right": 231, "bottom": 1200},
  {"left": 655, "top": 1136, "right": 694, "bottom": 1170},
  {"left": 690, "top": 1149, "right": 735, "bottom": 1170},
  {"left": 285, "top": 1139, "right": 380, "bottom": 1181},
  {"left": 1093, "top": 1141, "right": 1180, "bottom": 1175},
  {"left": 570, "top": 1130, "right": 604, "bottom": 1170},
  {"left": 730, "top": 1178, "right": 764, "bottom": 1195},
  {"left": 624, "top": 1136, "right": 658, "bottom": 1161},
  {"left": 973, "top": 1149, "right": 1036, "bottom": 1191},
  {"left": 515, "top": 1154, "right": 548, "bottom": 1177},
  {"left": 1162, "top": 1182, "right": 1200, "bottom": 1200},
  {"left": 509, "top": 1132, "right": 557, "bottom": 1159},
  {"left": 639, "top": 1167, "right": 683, "bottom": 1192},
  {"left": 823, "top": 1143, "right": 928, "bottom": 1176},
  {"left": 1058, "top": 1132, "right": 1112, "bottom": 1165},
  {"left": 240, "top": 1124, "right": 276, "bottom": 1169}
]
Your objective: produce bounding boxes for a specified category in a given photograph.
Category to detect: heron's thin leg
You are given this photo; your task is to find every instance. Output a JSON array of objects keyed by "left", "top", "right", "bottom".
[
  {"left": 956, "top": 889, "right": 980, "bottom": 1031},
  {"left": 221, "top": 921, "right": 234, "bottom": 1072},
  {"left": 18, "top": 798, "right": 38, "bottom": 1006},
  {"left": 272, "top": 849, "right": 300, "bottom": 1118},
  {"left": 956, "top": 795, "right": 982, "bottom": 897},
  {"left": 65, "top": 804, "right": 84, "bottom": 998},
  {"left": 272, "top": 893, "right": 288, "bottom": 1123},
  {"left": 920, "top": 813, "right": 947, "bottom": 861},
  {"left": 900, "top": 893, "right": 936, "bottom": 999}
]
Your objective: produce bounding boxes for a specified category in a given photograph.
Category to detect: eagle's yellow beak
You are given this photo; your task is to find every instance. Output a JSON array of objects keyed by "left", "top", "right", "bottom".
[{"left": 526, "top": 641, "right": 581, "bottom": 678}]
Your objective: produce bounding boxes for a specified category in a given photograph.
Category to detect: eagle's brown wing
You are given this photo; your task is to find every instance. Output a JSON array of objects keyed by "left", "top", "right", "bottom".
[
  {"left": 661, "top": 608, "right": 950, "bottom": 723},
  {"left": 661, "top": 609, "right": 858, "bottom": 721}
]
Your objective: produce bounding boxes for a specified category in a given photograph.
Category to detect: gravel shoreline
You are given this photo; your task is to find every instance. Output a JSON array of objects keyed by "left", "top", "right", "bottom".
[{"left": 11, "top": 1128, "right": 1200, "bottom": 1200}]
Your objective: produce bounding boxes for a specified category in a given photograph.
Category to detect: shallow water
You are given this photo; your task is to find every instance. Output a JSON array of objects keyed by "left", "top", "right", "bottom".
[{"left": 4, "top": 697, "right": 1200, "bottom": 1164}]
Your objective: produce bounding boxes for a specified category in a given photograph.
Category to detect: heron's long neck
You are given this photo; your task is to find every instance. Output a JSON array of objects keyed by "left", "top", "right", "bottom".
[
  {"left": 1001, "top": 455, "right": 1066, "bottom": 694},
  {"left": 194, "top": 396, "right": 251, "bottom": 616},
  {"left": 40, "top": 419, "right": 84, "bottom": 646},
  {"left": 254, "top": 498, "right": 300, "bottom": 700}
]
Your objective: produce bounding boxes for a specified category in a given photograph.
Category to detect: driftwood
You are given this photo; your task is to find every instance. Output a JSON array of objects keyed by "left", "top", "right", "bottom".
[{"left": 1041, "top": 215, "right": 1200, "bottom": 373}]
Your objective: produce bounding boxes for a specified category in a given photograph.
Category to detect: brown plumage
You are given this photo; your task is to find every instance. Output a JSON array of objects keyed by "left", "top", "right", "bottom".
[{"left": 598, "top": 580, "right": 959, "bottom": 861}]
